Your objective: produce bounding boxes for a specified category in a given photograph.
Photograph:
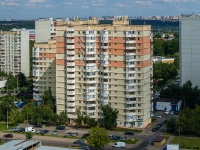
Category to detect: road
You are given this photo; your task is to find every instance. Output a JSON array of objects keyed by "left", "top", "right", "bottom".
[{"left": 0, "top": 112, "right": 176, "bottom": 149}]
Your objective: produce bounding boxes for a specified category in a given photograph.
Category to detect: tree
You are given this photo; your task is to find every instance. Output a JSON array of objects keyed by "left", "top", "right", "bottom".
[
  {"left": 42, "top": 88, "right": 56, "bottom": 113},
  {"left": 59, "top": 111, "right": 68, "bottom": 125},
  {"left": 9, "top": 109, "right": 24, "bottom": 124},
  {"left": 86, "top": 126, "right": 109, "bottom": 149},
  {"left": 18, "top": 72, "right": 27, "bottom": 87},
  {"left": 5, "top": 73, "right": 16, "bottom": 90},
  {"left": 99, "top": 104, "right": 119, "bottom": 129},
  {"left": 75, "top": 107, "right": 84, "bottom": 126},
  {"left": 25, "top": 131, "right": 33, "bottom": 140},
  {"left": 166, "top": 117, "right": 177, "bottom": 132}
]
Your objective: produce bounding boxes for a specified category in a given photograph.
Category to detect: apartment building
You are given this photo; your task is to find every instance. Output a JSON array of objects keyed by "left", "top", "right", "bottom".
[
  {"left": 32, "top": 39, "right": 56, "bottom": 101},
  {"left": 180, "top": 15, "right": 200, "bottom": 87},
  {"left": 0, "top": 29, "right": 29, "bottom": 77},
  {"left": 54, "top": 17, "right": 153, "bottom": 128}
]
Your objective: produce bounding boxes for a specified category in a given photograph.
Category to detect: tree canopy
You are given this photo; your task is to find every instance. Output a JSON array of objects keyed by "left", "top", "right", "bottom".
[
  {"left": 86, "top": 126, "right": 109, "bottom": 149},
  {"left": 99, "top": 104, "right": 119, "bottom": 129}
]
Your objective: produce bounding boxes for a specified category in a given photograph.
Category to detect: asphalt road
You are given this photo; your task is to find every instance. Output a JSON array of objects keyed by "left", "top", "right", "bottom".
[{"left": 0, "top": 112, "right": 177, "bottom": 149}]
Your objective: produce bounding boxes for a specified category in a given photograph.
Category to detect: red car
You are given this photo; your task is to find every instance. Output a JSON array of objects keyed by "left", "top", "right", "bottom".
[{"left": 3, "top": 134, "right": 13, "bottom": 138}]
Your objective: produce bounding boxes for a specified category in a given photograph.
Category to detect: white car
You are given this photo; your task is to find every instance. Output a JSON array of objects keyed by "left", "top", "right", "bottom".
[
  {"left": 165, "top": 110, "right": 170, "bottom": 115},
  {"left": 155, "top": 115, "right": 162, "bottom": 118},
  {"left": 170, "top": 111, "right": 174, "bottom": 115},
  {"left": 52, "top": 130, "right": 60, "bottom": 135}
]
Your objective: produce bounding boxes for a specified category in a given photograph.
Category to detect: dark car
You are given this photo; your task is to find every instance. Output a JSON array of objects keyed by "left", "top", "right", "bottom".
[
  {"left": 81, "top": 133, "right": 90, "bottom": 139},
  {"left": 34, "top": 124, "right": 43, "bottom": 128},
  {"left": 40, "top": 130, "right": 49, "bottom": 134},
  {"left": 151, "top": 127, "right": 157, "bottom": 132},
  {"left": 56, "top": 125, "right": 65, "bottom": 130},
  {"left": 73, "top": 140, "right": 86, "bottom": 146},
  {"left": 156, "top": 124, "right": 162, "bottom": 129},
  {"left": 80, "top": 146, "right": 92, "bottom": 150},
  {"left": 124, "top": 131, "right": 134, "bottom": 135},
  {"left": 112, "top": 135, "right": 121, "bottom": 140},
  {"left": 19, "top": 128, "right": 25, "bottom": 132},
  {"left": 175, "top": 111, "right": 180, "bottom": 115},
  {"left": 3, "top": 134, "right": 13, "bottom": 138}
]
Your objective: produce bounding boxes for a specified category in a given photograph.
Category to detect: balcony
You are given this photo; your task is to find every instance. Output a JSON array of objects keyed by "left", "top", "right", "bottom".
[
  {"left": 67, "top": 62, "right": 75, "bottom": 66},
  {"left": 67, "top": 51, "right": 75, "bottom": 55},
  {"left": 86, "top": 50, "right": 96, "bottom": 55},
  {"left": 86, "top": 86, "right": 96, "bottom": 90},
  {"left": 101, "top": 75, "right": 108, "bottom": 79},
  {"left": 85, "top": 57, "right": 96, "bottom": 61},
  {"left": 126, "top": 82, "right": 135, "bottom": 86},
  {"left": 87, "top": 110, "right": 96, "bottom": 113},
  {"left": 126, "top": 88, "right": 136, "bottom": 92},
  {"left": 67, "top": 45, "right": 75, "bottom": 49},
  {"left": 86, "top": 34, "right": 95, "bottom": 37},
  {"left": 33, "top": 83, "right": 39, "bottom": 86},
  {"left": 101, "top": 91, "right": 109, "bottom": 97},
  {"left": 67, "top": 102, "right": 75, "bottom": 107},
  {"left": 126, "top": 34, "right": 136, "bottom": 37},
  {"left": 86, "top": 45, "right": 95, "bottom": 49},
  {"left": 67, "top": 108, "right": 76, "bottom": 113},
  {"left": 126, "top": 95, "right": 136, "bottom": 98},
  {"left": 67, "top": 39, "right": 74, "bottom": 43},
  {"left": 67, "top": 28, "right": 74, "bottom": 32},
  {"left": 101, "top": 46, "right": 108, "bottom": 49},
  {"left": 87, "top": 104, "right": 96, "bottom": 107},
  {"left": 67, "top": 96, "right": 75, "bottom": 101},
  {"left": 67, "top": 74, "right": 75, "bottom": 78},
  {"left": 126, "top": 46, "right": 136, "bottom": 50},
  {"left": 86, "top": 80, "right": 96, "bottom": 84},
  {"left": 126, "top": 106, "right": 136, "bottom": 110},
  {"left": 86, "top": 39, "right": 96, "bottom": 43},
  {"left": 126, "top": 100, "right": 136, "bottom": 104},
  {"left": 67, "top": 67, "right": 75, "bottom": 72},
  {"left": 67, "top": 85, "right": 75, "bottom": 89},
  {"left": 33, "top": 88, "right": 39, "bottom": 91},
  {"left": 66, "top": 33, "right": 74, "bottom": 37},
  {"left": 101, "top": 61, "right": 109, "bottom": 66},
  {"left": 67, "top": 56, "right": 75, "bottom": 61},
  {"left": 67, "top": 79, "right": 75, "bottom": 84},
  {"left": 126, "top": 64, "right": 135, "bottom": 68},
  {"left": 68, "top": 114, "right": 77, "bottom": 119},
  {"left": 126, "top": 40, "right": 136, "bottom": 44},
  {"left": 67, "top": 91, "right": 75, "bottom": 95},
  {"left": 101, "top": 38, "right": 108, "bottom": 43},
  {"left": 125, "top": 53, "right": 136, "bottom": 56}
]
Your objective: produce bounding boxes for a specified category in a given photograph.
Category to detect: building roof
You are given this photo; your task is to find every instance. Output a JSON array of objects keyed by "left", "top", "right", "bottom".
[
  {"left": 36, "top": 146, "right": 74, "bottom": 150},
  {"left": 153, "top": 98, "right": 181, "bottom": 105},
  {"left": 154, "top": 136, "right": 165, "bottom": 142}
]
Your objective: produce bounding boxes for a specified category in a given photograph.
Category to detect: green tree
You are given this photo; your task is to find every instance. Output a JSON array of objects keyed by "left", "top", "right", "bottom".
[
  {"left": 42, "top": 88, "right": 56, "bottom": 113},
  {"left": 9, "top": 109, "right": 24, "bottom": 124},
  {"left": 5, "top": 73, "right": 16, "bottom": 91},
  {"left": 59, "top": 111, "right": 68, "bottom": 125},
  {"left": 86, "top": 126, "right": 109, "bottom": 149},
  {"left": 25, "top": 131, "right": 33, "bottom": 140},
  {"left": 153, "top": 39, "right": 165, "bottom": 56},
  {"left": 18, "top": 72, "right": 27, "bottom": 87},
  {"left": 99, "top": 104, "right": 119, "bottom": 129},
  {"left": 75, "top": 107, "right": 84, "bottom": 126},
  {"left": 166, "top": 117, "right": 177, "bottom": 132}
]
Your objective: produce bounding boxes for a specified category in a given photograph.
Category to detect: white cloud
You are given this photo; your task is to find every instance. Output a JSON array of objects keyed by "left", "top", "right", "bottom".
[
  {"left": 115, "top": 3, "right": 125, "bottom": 7},
  {"left": 28, "top": 0, "right": 46, "bottom": 3},
  {"left": 0, "top": 0, "right": 18, "bottom": 6}
]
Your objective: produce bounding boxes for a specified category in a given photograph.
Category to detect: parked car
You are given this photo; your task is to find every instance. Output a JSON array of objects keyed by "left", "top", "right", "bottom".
[
  {"left": 73, "top": 140, "right": 86, "bottom": 146},
  {"left": 40, "top": 130, "right": 49, "bottom": 134},
  {"left": 35, "top": 129, "right": 42, "bottom": 134},
  {"left": 3, "top": 134, "right": 13, "bottom": 138},
  {"left": 108, "top": 135, "right": 114, "bottom": 140},
  {"left": 150, "top": 114, "right": 154, "bottom": 117},
  {"left": 10, "top": 127, "right": 21, "bottom": 132},
  {"left": 80, "top": 146, "right": 92, "bottom": 150},
  {"left": 175, "top": 111, "right": 180, "bottom": 115},
  {"left": 19, "top": 128, "right": 25, "bottom": 132},
  {"left": 81, "top": 133, "right": 90, "bottom": 139},
  {"left": 71, "top": 132, "right": 78, "bottom": 137},
  {"left": 170, "top": 111, "right": 174, "bottom": 115},
  {"left": 165, "top": 110, "right": 170, "bottom": 115},
  {"left": 34, "top": 123, "right": 43, "bottom": 128},
  {"left": 151, "top": 127, "right": 157, "bottom": 132},
  {"left": 124, "top": 131, "right": 134, "bottom": 135},
  {"left": 160, "top": 121, "right": 165, "bottom": 125},
  {"left": 156, "top": 124, "right": 162, "bottom": 129},
  {"left": 52, "top": 130, "right": 60, "bottom": 135},
  {"left": 112, "top": 135, "right": 121, "bottom": 140},
  {"left": 56, "top": 125, "right": 65, "bottom": 130},
  {"left": 112, "top": 142, "right": 125, "bottom": 148},
  {"left": 65, "top": 132, "right": 73, "bottom": 136},
  {"left": 154, "top": 114, "right": 162, "bottom": 118},
  {"left": 120, "top": 136, "right": 127, "bottom": 141}
]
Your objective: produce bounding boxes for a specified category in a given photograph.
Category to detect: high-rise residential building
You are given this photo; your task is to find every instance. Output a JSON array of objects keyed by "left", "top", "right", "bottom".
[
  {"left": 32, "top": 39, "right": 56, "bottom": 101},
  {"left": 35, "top": 18, "right": 56, "bottom": 43},
  {"left": 0, "top": 29, "right": 29, "bottom": 77},
  {"left": 33, "top": 17, "right": 153, "bottom": 128},
  {"left": 180, "top": 15, "right": 200, "bottom": 87}
]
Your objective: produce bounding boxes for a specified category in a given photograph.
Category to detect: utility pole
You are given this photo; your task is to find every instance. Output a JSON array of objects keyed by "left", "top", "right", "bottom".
[
  {"left": 179, "top": 125, "right": 180, "bottom": 146},
  {"left": 6, "top": 108, "right": 8, "bottom": 129}
]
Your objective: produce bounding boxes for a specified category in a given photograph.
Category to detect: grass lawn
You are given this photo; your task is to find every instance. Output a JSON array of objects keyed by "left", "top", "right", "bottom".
[
  {"left": 111, "top": 127, "right": 142, "bottom": 133},
  {"left": 110, "top": 139, "right": 139, "bottom": 144},
  {"left": 0, "top": 123, "right": 16, "bottom": 131},
  {"left": 170, "top": 136, "right": 200, "bottom": 149}
]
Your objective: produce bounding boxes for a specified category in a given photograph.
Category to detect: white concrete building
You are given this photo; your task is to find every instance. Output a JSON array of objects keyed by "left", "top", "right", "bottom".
[
  {"left": 180, "top": 15, "right": 200, "bottom": 87},
  {"left": 0, "top": 29, "right": 29, "bottom": 77}
]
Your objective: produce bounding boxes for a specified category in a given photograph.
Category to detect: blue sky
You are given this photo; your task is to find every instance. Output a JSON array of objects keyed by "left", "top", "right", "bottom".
[{"left": 0, "top": 0, "right": 199, "bottom": 19}]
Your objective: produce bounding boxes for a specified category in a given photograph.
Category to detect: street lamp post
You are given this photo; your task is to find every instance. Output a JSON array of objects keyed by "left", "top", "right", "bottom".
[{"left": 6, "top": 108, "right": 8, "bottom": 129}]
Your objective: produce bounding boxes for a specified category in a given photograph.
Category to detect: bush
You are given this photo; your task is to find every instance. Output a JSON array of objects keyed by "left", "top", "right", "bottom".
[
  {"left": 125, "top": 139, "right": 139, "bottom": 144},
  {"left": 25, "top": 132, "right": 33, "bottom": 140}
]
